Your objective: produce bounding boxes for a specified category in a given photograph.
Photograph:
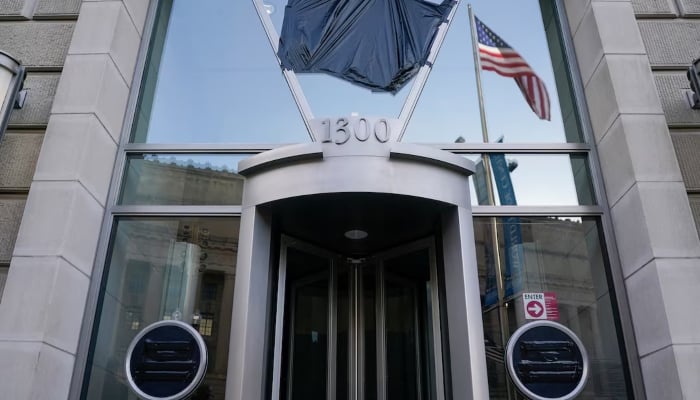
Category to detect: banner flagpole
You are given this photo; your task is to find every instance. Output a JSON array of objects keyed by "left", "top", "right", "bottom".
[{"left": 468, "top": 8, "right": 513, "bottom": 396}]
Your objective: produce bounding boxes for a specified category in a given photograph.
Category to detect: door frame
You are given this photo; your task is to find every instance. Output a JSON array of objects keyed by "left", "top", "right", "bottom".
[{"left": 272, "top": 235, "right": 446, "bottom": 400}]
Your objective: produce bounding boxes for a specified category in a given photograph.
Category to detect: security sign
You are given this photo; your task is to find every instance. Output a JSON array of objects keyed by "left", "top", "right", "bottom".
[
  {"left": 506, "top": 321, "right": 589, "bottom": 400},
  {"left": 125, "top": 320, "right": 208, "bottom": 400}
]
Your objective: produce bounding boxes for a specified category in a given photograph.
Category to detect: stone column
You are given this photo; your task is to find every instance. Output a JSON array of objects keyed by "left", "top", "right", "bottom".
[
  {"left": 563, "top": 0, "right": 700, "bottom": 398},
  {"left": 0, "top": 1, "right": 148, "bottom": 398}
]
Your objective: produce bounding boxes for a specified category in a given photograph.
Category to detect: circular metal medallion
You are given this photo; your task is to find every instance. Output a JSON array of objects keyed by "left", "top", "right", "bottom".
[
  {"left": 505, "top": 320, "right": 589, "bottom": 400},
  {"left": 125, "top": 320, "right": 208, "bottom": 400}
]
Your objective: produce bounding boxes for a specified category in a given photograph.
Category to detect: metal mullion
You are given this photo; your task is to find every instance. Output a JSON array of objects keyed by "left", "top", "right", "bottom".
[
  {"left": 376, "top": 263, "right": 387, "bottom": 400},
  {"left": 428, "top": 244, "right": 446, "bottom": 400},
  {"left": 123, "top": 143, "right": 286, "bottom": 153},
  {"left": 412, "top": 285, "right": 423, "bottom": 400},
  {"left": 357, "top": 266, "right": 365, "bottom": 400},
  {"left": 111, "top": 205, "right": 242, "bottom": 216},
  {"left": 433, "top": 142, "right": 591, "bottom": 154},
  {"left": 271, "top": 239, "right": 289, "bottom": 400},
  {"left": 472, "top": 205, "right": 603, "bottom": 217},
  {"left": 327, "top": 259, "right": 337, "bottom": 400}
]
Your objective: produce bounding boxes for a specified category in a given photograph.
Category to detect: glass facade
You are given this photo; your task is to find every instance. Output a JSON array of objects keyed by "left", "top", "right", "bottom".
[
  {"left": 79, "top": 0, "right": 635, "bottom": 398},
  {"left": 474, "top": 217, "right": 628, "bottom": 399},
  {"left": 85, "top": 217, "right": 240, "bottom": 399}
]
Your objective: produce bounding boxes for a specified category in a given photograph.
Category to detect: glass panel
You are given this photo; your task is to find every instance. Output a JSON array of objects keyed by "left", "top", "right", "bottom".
[
  {"left": 132, "top": 0, "right": 308, "bottom": 143},
  {"left": 282, "top": 247, "right": 331, "bottom": 400},
  {"left": 337, "top": 267, "right": 349, "bottom": 400},
  {"left": 84, "top": 217, "right": 239, "bottom": 400},
  {"left": 474, "top": 217, "right": 630, "bottom": 399},
  {"left": 469, "top": 154, "right": 595, "bottom": 206},
  {"left": 363, "top": 266, "right": 377, "bottom": 400},
  {"left": 405, "top": 1, "right": 582, "bottom": 143},
  {"left": 384, "top": 249, "right": 433, "bottom": 400},
  {"left": 119, "top": 154, "right": 247, "bottom": 205}
]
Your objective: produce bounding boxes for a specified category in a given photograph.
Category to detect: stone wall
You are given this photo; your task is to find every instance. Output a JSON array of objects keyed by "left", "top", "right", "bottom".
[{"left": 564, "top": 0, "right": 700, "bottom": 398}]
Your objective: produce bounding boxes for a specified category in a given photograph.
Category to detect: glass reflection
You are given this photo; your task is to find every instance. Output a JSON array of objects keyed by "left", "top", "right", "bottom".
[
  {"left": 468, "top": 154, "right": 594, "bottom": 206},
  {"left": 132, "top": 0, "right": 582, "bottom": 144},
  {"left": 474, "top": 217, "right": 629, "bottom": 399},
  {"left": 84, "top": 217, "right": 240, "bottom": 400},
  {"left": 120, "top": 154, "right": 247, "bottom": 205}
]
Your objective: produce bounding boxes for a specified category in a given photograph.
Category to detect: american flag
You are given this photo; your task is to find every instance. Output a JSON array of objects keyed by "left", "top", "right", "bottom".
[{"left": 475, "top": 16, "right": 551, "bottom": 121}]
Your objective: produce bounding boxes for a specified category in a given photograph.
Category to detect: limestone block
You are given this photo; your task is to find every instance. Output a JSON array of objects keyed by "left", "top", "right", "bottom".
[
  {"left": 638, "top": 20, "right": 700, "bottom": 67},
  {"left": 52, "top": 55, "right": 129, "bottom": 140},
  {"left": 632, "top": 0, "right": 677, "bottom": 16},
  {"left": 627, "top": 259, "right": 700, "bottom": 357},
  {"left": 0, "top": 341, "right": 40, "bottom": 399},
  {"left": 654, "top": 73, "right": 700, "bottom": 127},
  {"left": 563, "top": 0, "right": 591, "bottom": 35},
  {"left": 124, "top": 0, "right": 149, "bottom": 35},
  {"left": 35, "top": 0, "right": 80, "bottom": 16},
  {"left": 0, "top": 22, "right": 74, "bottom": 69},
  {"left": 640, "top": 345, "right": 683, "bottom": 400},
  {"left": 0, "top": 132, "right": 43, "bottom": 189},
  {"left": 598, "top": 114, "right": 682, "bottom": 205},
  {"left": 8, "top": 73, "right": 60, "bottom": 127},
  {"left": 13, "top": 181, "right": 103, "bottom": 276},
  {"left": 0, "top": 257, "right": 88, "bottom": 354},
  {"left": 70, "top": 2, "right": 141, "bottom": 84},
  {"left": 0, "top": 199, "right": 25, "bottom": 263},
  {"left": 0, "top": 0, "right": 26, "bottom": 17},
  {"left": 35, "top": 114, "right": 117, "bottom": 206},
  {"left": 611, "top": 182, "right": 700, "bottom": 277},
  {"left": 586, "top": 55, "right": 663, "bottom": 141},
  {"left": 671, "top": 132, "right": 700, "bottom": 190},
  {"left": 677, "top": 0, "right": 700, "bottom": 16}
]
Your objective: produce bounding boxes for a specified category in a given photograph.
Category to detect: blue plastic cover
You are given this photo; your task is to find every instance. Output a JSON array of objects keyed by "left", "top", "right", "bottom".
[{"left": 278, "top": 0, "right": 455, "bottom": 93}]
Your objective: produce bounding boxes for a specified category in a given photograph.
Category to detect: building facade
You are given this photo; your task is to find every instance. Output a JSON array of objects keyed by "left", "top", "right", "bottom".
[{"left": 0, "top": 0, "right": 699, "bottom": 399}]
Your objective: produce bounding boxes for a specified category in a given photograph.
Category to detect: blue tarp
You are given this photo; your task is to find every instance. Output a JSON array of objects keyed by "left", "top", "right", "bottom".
[{"left": 277, "top": 0, "right": 455, "bottom": 93}]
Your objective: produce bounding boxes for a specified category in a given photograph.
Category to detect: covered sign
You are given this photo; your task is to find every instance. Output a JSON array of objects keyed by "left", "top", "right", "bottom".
[{"left": 277, "top": 0, "right": 455, "bottom": 93}]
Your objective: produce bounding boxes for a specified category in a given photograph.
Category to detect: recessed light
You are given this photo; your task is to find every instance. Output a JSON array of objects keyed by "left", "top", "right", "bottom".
[{"left": 344, "top": 229, "right": 368, "bottom": 240}]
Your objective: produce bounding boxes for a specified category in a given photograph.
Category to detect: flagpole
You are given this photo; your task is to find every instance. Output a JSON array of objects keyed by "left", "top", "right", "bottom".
[{"left": 468, "top": 7, "right": 514, "bottom": 398}]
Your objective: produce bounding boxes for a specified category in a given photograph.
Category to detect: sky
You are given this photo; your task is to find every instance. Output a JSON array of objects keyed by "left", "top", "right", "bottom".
[{"left": 132, "top": 0, "right": 585, "bottom": 206}]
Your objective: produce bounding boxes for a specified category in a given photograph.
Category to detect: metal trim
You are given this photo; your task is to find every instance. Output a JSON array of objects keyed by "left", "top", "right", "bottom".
[
  {"left": 0, "top": 65, "right": 24, "bottom": 144},
  {"left": 433, "top": 142, "right": 590, "bottom": 153},
  {"left": 397, "top": 0, "right": 461, "bottom": 141},
  {"left": 505, "top": 320, "right": 589, "bottom": 400},
  {"left": 0, "top": 50, "right": 21, "bottom": 74},
  {"left": 472, "top": 205, "right": 603, "bottom": 216},
  {"left": 111, "top": 205, "right": 242, "bottom": 215},
  {"left": 389, "top": 142, "right": 475, "bottom": 175},
  {"left": 124, "top": 143, "right": 282, "bottom": 152},
  {"left": 124, "top": 320, "right": 209, "bottom": 400},
  {"left": 238, "top": 143, "right": 324, "bottom": 176},
  {"left": 554, "top": 1, "right": 646, "bottom": 397}
]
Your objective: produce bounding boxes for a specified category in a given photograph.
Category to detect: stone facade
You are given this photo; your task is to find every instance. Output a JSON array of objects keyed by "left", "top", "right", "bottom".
[{"left": 0, "top": 0, "right": 699, "bottom": 398}]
